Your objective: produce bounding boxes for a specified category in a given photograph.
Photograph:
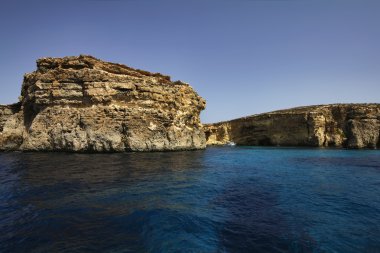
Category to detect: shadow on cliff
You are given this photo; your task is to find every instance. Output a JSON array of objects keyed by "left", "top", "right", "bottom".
[{"left": 22, "top": 103, "right": 43, "bottom": 131}]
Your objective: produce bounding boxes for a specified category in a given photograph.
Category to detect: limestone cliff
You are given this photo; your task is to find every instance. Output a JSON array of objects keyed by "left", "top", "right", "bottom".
[
  {"left": 204, "top": 104, "right": 380, "bottom": 149},
  {"left": 0, "top": 55, "right": 206, "bottom": 152}
]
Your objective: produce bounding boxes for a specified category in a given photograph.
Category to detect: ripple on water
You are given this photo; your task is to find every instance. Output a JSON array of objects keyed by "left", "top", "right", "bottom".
[{"left": 0, "top": 147, "right": 379, "bottom": 252}]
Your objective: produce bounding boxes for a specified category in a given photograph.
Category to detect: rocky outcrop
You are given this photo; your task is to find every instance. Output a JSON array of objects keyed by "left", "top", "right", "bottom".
[
  {"left": 0, "top": 55, "right": 206, "bottom": 152},
  {"left": 204, "top": 104, "right": 380, "bottom": 149}
]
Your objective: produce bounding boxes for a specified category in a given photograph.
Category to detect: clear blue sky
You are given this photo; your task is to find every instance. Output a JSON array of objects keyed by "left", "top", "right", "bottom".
[{"left": 0, "top": 0, "right": 379, "bottom": 123}]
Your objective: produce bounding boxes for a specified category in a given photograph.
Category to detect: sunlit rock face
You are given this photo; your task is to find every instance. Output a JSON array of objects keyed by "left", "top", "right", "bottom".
[
  {"left": 0, "top": 55, "right": 206, "bottom": 152},
  {"left": 204, "top": 104, "right": 380, "bottom": 149}
]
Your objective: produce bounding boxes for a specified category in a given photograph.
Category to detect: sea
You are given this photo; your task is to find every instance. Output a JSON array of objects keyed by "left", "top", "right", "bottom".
[{"left": 0, "top": 147, "right": 379, "bottom": 253}]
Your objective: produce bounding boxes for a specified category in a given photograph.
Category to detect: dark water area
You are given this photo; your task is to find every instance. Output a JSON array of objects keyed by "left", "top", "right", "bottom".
[{"left": 0, "top": 147, "right": 379, "bottom": 253}]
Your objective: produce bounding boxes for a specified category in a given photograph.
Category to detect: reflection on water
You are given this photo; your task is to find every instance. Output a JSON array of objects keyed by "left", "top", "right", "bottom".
[{"left": 0, "top": 147, "right": 380, "bottom": 252}]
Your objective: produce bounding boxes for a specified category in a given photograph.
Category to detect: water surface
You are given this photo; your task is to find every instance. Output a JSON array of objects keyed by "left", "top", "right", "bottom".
[{"left": 1, "top": 147, "right": 379, "bottom": 252}]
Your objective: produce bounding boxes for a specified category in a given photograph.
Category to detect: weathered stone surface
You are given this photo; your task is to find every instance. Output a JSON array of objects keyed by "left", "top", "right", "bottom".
[
  {"left": 204, "top": 104, "right": 380, "bottom": 149},
  {"left": 0, "top": 55, "right": 206, "bottom": 152}
]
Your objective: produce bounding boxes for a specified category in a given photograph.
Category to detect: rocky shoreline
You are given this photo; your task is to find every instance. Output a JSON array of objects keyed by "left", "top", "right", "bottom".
[
  {"left": 0, "top": 56, "right": 379, "bottom": 152},
  {"left": 204, "top": 104, "right": 380, "bottom": 149}
]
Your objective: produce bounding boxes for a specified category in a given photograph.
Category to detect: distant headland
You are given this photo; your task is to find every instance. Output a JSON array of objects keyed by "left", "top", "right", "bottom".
[
  {"left": 0, "top": 56, "right": 379, "bottom": 151},
  {"left": 204, "top": 103, "right": 380, "bottom": 149}
]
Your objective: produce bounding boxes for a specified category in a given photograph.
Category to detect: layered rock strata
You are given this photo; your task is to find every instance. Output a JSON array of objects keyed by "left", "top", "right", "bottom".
[
  {"left": 204, "top": 104, "right": 380, "bottom": 149},
  {"left": 0, "top": 55, "right": 206, "bottom": 152}
]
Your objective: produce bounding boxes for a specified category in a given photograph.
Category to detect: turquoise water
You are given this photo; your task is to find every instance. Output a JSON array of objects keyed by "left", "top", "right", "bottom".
[{"left": 0, "top": 147, "right": 379, "bottom": 252}]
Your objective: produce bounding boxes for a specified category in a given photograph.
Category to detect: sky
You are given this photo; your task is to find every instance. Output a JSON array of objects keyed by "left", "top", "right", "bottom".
[{"left": 0, "top": 0, "right": 379, "bottom": 123}]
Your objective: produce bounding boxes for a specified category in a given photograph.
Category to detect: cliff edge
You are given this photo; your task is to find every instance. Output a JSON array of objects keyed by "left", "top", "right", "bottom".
[
  {"left": 0, "top": 55, "right": 206, "bottom": 152},
  {"left": 204, "top": 104, "right": 380, "bottom": 149}
]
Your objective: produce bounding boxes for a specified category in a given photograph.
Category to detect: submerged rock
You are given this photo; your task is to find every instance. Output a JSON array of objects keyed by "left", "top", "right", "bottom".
[
  {"left": 204, "top": 104, "right": 380, "bottom": 149},
  {"left": 0, "top": 55, "right": 206, "bottom": 152}
]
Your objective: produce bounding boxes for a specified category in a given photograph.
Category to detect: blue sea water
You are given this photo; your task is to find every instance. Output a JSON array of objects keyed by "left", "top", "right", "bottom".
[{"left": 0, "top": 147, "right": 379, "bottom": 253}]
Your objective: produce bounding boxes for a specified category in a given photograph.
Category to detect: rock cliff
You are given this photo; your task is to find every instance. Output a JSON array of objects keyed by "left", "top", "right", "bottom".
[
  {"left": 204, "top": 104, "right": 380, "bottom": 149},
  {"left": 0, "top": 55, "right": 206, "bottom": 152}
]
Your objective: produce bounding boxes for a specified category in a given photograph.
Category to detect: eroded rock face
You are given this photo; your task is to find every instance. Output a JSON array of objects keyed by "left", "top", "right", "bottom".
[
  {"left": 204, "top": 104, "right": 380, "bottom": 149},
  {"left": 0, "top": 55, "right": 206, "bottom": 152}
]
